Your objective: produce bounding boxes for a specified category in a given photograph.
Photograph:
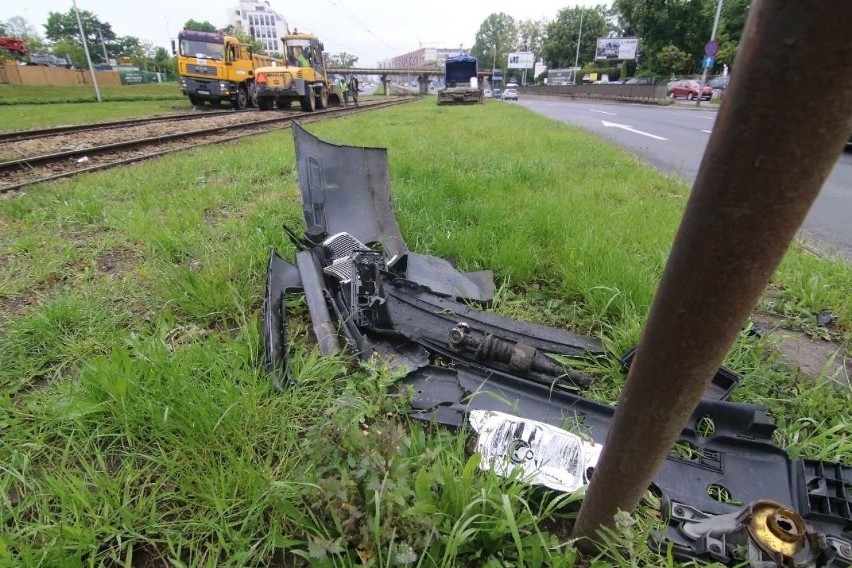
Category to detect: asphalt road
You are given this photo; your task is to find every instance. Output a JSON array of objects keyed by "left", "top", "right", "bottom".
[{"left": 518, "top": 97, "right": 852, "bottom": 259}]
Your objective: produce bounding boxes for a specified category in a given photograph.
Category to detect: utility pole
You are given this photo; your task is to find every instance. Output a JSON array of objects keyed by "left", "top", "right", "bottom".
[
  {"left": 73, "top": 0, "right": 101, "bottom": 103},
  {"left": 572, "top": 0, "right": 852, "bottom": 548},
  {"left": 572, "top": 9, "right": 584, "bottom": 84},
  {"left": 492, "top": 40, "right": 497, "bottom": 85},
  {"left": 696, "top": 0, "right": 723, "bottom": 107},
  {"left": 97, "top": 28, "right": 109, "bottom": 64}
]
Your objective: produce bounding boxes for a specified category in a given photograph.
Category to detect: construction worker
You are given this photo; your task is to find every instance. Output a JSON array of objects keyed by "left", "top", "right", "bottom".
[
  {"left": 340, "top": 76, "right": 349, "bottom": 107},
  {"left": 291, "top": 46, "right": 310, "bottom": 68},
  {"left": 348, "top": 74, "right": 360, "bottom": 107}
]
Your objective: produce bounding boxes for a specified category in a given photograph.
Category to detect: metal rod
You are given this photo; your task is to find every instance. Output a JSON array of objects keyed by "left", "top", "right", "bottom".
[
  {"left": 295, "top": 251, "right": 341, "bottom": 356},
  {"left": 572, "top": 9, "right": 584, "bottom": 85},
  {"left": 696, "top": 0, "right": 724, "bottom": 107},
  {"left": 572, "top": 0, "right": 852, "bottom": 549},
  {"left": 98, "top": 28, "right": 109, "bottom": 64},
  {"left": 72, "top": 0, "right": 101, "bottom": 103}
]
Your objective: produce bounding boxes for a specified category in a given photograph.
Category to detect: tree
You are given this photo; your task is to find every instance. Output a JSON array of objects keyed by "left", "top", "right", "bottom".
[
  {"left": 50, "top": 37, "right": 87, "bottom": 67},
  {"left": 2, "top": 15, "right": 47, "bottom": 53},
  {"left": 107, "top": 35, "right": 142, "bottom": 59},
  {"left": 223, "top": 24, "right": 266, "bottom": 54},
  {"left": 516, "top": 19, "right": 546, "bottom": 56},
  {"left": 656, "top": 44, "right": 691, "bottom": 75},
  {"left": 613, "top": 0, "right": 751, "bottom": 75},
  {"left": 329, "top": 52, "right": 358, "bottom": 68},
  {"left": 471, "top": 12, "right": 517, "bottom": 77},
  {"left": 715, "top": 41, "right": 737, "bottom": 69},
  {"left": 719, "top": 0, "right": 750, "bottom": 46},
  {"left": 183, "top": 20, "right": 217, "bottom": 32},
  {"left": 44, "top": 9, "right": 116, "bottom": 63},
  {"left": 712, "top": 0, "right": 750, "bottom": 70},
  {"left": 541, "top": 6, "right": 608, "bottom": 69}
]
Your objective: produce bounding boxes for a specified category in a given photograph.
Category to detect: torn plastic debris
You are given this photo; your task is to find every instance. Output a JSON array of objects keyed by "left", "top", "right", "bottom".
[
  {"left": 469, "top": 410, "right": 602, "bottom": 493},
  {"left": 263, "top": 122, "right": 605, "bottom": 392},
  {"left": 664, "top": 499, "right": 852, "bottom": 567},
  {"left": 262, "top": 124, "right": 852, "bottom": 567}
]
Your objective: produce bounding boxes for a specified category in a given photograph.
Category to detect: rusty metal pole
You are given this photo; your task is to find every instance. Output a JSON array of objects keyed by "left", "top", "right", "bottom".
[{"left": 573, "top": 0, "right": 852, "bottom": 548}]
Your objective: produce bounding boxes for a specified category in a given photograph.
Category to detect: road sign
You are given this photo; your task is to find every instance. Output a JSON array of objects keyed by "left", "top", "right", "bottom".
[
  {"left": 703, "top": 55, "right": 716, "bottom": 69},
  {"left": 705, "top": 40, "right": 720, "bottom": 57}
]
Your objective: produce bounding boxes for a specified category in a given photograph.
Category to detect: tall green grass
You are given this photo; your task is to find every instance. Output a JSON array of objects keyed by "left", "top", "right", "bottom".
[
  {"left": 0, "top": 100, "right": 189, "bottom": 131},
  {"left": 0, "top": 98, "right": 849, "bottom": 566},
  {"left": 0, "top": 83, "right": 183, "bottom": 105}
]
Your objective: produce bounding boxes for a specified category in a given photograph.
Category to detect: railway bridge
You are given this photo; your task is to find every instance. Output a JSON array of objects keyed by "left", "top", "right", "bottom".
[{"left": 327, "top": 67, "right": 494, "bottom": 94}]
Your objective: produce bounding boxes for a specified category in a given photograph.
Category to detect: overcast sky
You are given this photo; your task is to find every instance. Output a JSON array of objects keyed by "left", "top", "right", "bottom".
[{"left": 4, "top": 0, "right": 603, "bottom": 65}]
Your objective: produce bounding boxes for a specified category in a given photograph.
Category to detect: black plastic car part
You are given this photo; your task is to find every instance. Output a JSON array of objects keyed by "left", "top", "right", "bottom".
[{"left": 262, "top": 124, "right": 852, "bottom": 567}]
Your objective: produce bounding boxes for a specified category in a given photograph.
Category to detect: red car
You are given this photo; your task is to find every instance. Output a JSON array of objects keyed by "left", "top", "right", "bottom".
[{"left": 667, "top": 80, "right": 713, "bottom": 101}]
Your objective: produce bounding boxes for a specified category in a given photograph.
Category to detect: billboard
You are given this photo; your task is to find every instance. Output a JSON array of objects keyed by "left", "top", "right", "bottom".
[
  {"left": 595, "top": 37, "right": 639, "bottom": 61},
  {"left": 507, "top": 52, "right": 535, "bottom": 69},
  {"left": 547, "top": 68, "right": 573, "bottom": 85}
]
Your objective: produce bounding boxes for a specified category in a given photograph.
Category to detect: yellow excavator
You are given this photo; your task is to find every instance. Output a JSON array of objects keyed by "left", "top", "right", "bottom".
[{"left": 253, "top": 31, "right": 343, "bottom": 111}]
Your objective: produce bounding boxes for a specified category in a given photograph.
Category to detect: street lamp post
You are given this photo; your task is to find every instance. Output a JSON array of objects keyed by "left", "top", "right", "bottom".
[
  {"left": 696, "top": 0, "right": 724, "bottom": 106},
  {"left": 492, "top": 40, "right": 497, "bottom": 85},
  {"left": 73, "top": 0, "right": 101, "bottom": 103},
  {"left": 572, "top": 9, "right": 584, "bottom": 85}
]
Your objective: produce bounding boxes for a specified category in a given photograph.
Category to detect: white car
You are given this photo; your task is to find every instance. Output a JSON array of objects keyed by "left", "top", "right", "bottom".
[
  {"left": 484, "top": 89, "right": 493, "bottom": 98},
  {"left": 501, "top": 88, "right": 518, "bottom": 101}
]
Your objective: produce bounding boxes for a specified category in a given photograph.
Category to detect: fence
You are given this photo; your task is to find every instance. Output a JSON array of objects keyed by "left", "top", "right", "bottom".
[
  {"left": 0, "top": 65, "right": 122, "bottom": 86},
  {"left": 518, "top": 84, "right": 667, "bottom": 103}
]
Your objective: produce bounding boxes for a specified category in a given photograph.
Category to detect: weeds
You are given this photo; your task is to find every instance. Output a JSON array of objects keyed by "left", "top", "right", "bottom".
[
  {"left": 0, "top": 83, "right": 184, "bottom": 106},
  {"left": 1, "top": 98, "right": 850, "bottom": 566}
]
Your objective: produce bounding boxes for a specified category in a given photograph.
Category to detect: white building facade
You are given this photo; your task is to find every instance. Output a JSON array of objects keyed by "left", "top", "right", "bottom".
[{"left": 228, "top": 1, "right": 289, "bottom": 54}]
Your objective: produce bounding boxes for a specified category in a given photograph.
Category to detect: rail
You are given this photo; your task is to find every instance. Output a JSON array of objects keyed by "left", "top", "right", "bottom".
[
  {"left": 0, "top": 98, "right": 417, "bottom": 194},
  {"left": 0, "top": 109, "right": 241, "bottom": 143}
]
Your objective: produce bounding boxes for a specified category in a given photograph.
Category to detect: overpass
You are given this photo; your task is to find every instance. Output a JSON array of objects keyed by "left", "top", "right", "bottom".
[{"left": 327, "top": 67, "right": 494, "bottom": 94}]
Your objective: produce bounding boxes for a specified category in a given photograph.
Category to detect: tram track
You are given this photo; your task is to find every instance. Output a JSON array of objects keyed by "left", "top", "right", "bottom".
[
  {"left": 0, "top": 98, "right": 415, "bottom": 194},
  {"left": 0, "top": 109, "right": 243, "bottom": 144}
]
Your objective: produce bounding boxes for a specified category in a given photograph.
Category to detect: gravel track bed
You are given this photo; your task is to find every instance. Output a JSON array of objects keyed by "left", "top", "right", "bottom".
[
  {"left": 0, "top": 111, "right": 270, "bottom": 161},
  {"left": 0, "top": 100, "right": 409, "bottom": 193}
]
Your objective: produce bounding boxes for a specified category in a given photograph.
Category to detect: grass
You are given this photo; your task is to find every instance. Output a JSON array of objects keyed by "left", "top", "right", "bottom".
[
  {"left": 1, "top": 98, "right": 850, "bottom": 566},
  {"left": 0, "top": 83, "right": 184, "bottom": 105},
  {"left": 0, "top": 100, "right": 192, "bottom": 131}
]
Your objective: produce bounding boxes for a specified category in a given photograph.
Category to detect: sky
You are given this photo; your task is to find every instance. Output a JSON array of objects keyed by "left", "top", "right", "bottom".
[{"left": 3, "top": 0, "right": 603, "bottom": 66}]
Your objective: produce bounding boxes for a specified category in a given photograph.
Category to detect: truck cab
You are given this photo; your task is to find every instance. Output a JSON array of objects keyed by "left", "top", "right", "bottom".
[{"left": 177, "top": 29, "right": 259, "bottom": 109}]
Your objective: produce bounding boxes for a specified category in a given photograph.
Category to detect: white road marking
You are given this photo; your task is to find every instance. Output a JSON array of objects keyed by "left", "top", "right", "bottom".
[
  {"left": 600, "top": 120, "right": 668, "bottom": 141},
  {"left": 701, "top": 129, "right": 713, "bottom": 134},
  {"left": 590, "top": 109, "right": 616, "bottom": 115}
]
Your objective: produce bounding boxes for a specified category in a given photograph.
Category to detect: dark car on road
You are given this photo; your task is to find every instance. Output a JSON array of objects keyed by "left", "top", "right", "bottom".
[
  {"left": 667, "top": 80, "right": 713, "bottom": 101},
  {"left": 626, "top": 77, "right": 654, "bottom": 85},
  {"left": 708, "top": 76, "right": 730, "bottom": 98}
]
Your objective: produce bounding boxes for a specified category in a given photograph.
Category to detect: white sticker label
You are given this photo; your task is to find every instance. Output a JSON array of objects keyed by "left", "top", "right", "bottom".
[{"left": 469, "top": 410, "right": 602, "bottom": 493}]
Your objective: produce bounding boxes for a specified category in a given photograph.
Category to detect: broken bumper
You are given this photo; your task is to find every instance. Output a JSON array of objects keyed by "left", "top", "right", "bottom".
[{"left": 262, "top": 123, "right": 852, "bottom": 567}]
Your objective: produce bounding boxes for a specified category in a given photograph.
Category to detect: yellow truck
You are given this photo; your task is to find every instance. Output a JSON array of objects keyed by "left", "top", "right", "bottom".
[
  {"left": 253, "top": 31, "right": 344, "bottom": 111},
  {"left": 175, "top": 29, "right": 280, "bottom": 109}
]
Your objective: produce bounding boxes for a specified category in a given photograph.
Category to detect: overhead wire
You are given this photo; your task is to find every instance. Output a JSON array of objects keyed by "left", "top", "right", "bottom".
[{"left": 324, "top": 0, "right": 403, "bottom": 54}]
